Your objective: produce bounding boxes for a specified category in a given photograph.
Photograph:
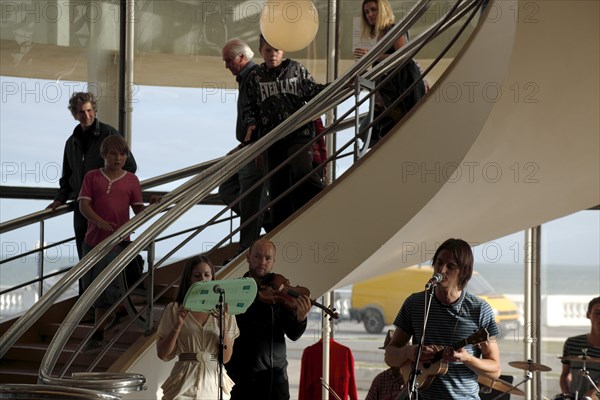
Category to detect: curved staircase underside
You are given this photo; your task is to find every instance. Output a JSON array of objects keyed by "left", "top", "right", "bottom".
[{"left": 220, "top": 0, "right": 599, "bottom": 292}]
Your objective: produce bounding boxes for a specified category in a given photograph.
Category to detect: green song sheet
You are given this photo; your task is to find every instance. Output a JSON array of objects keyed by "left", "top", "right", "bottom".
[{"left": 183, "top": 278, "right": 257, "bottom": 315}]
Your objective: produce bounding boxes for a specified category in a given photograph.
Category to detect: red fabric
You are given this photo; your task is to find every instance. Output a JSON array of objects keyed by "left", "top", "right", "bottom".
[
  {"left": 312, "top": 118, "right": 328, "bottom": 165},
  {"left": 299, "top": 339, "right": 358, "bottom": 400},
  {"left": 312, "top": 118, "right": 328, "bottom": 178},
  {"left": 312, "top": 136, "right": 327, "bottom": 164}
]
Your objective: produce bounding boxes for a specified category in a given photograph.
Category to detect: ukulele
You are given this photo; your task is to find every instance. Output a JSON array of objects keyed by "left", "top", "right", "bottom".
[{"left": 394, "top": 328, "right": 490, "bottom": 400}]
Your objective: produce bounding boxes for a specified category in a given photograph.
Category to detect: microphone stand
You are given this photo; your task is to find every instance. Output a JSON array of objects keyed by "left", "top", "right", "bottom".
[
  {"left": 217, "top": 291, "right": 225, "bottom": 400},
  {"left": 407, "top": 285, "right": 436, "bottom": 400}
]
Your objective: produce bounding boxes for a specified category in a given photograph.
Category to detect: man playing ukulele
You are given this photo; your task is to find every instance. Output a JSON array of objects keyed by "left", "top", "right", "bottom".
[{"left": 385, "top": 238, "right": 501, "bottom": 399}]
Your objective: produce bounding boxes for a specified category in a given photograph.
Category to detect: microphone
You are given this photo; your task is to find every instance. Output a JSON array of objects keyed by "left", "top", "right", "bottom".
[
  {"left": 213, "top": 285, "right": 225, "bottom": 294},
  {"left": 425, "top": 273, "right": 444, "bottom": 290}
]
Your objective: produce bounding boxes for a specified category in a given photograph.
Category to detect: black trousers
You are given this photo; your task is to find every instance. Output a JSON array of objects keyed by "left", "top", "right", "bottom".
[
  {"left": 73, "top": 203, "right": 88, "bottom": 296},
  {"left": 267, "top": 138, "right": 324, "bottom": 228},
  {"left": 218, "top": 158, "right": 267, "bottom": 251},
  {"left": 230, "top": 368, "right": 289, "bottom": 400}
]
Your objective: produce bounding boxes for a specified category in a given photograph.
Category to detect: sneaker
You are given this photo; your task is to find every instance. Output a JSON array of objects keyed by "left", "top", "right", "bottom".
[{"left": 82, "top": 338, "right": 103, "bottom": 354}]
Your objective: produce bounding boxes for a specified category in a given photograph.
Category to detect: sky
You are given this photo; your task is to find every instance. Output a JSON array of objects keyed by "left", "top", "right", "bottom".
[
  {"left": 0, "top": 77, "right": 241, "bottom": 267},
  {"left": 1, "top": 76, "right": 599, "bottom": 272}
]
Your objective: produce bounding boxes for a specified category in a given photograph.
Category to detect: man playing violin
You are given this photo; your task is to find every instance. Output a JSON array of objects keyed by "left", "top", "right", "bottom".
[
  {"left": 226, "top": 239, "right": 312, "bottom": 400},
  {"left": 384, "top": 238, "right": 501, "bottom": 399}
]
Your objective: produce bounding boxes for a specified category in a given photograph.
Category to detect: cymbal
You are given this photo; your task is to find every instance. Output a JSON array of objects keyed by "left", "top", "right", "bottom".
[
  {"left": 560, "top": 355, "right": 600, "bottom": 364},
  {"left": 478, "top": 376, "right": 525, "bottom": 396},
  {"left": 508, "top": 360, "right": 552, "bottom": 372}
]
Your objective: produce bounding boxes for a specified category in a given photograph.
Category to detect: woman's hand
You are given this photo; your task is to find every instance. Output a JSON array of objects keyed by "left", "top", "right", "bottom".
[
  {"left": 353, "top": 47, "right": 368, "bottom": 58},
  {"left": 211, "top": 304, "right": 231, "bottom": 330},
  {"left": 175, "top": 305, "right": 189, "bottom": 330},
  {"left": 157, "top": 304, "right": 189, "bottom": 361}
]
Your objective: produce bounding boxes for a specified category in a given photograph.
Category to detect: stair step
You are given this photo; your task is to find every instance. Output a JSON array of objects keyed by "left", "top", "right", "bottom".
[
  {"left": 3, "top": 341, "right": 126, "bottom": 369},
  {"left": 40, "top": 322, "right": 95, "bottom": 341},
  {"left": 0, "top": 360, "right": 40, "bottom": 384},
  {"left": 41, "top": 320, "right": 143, "bottom": 344},
  {"left": 154, "top": 283, "right": 178, "bottom": 300}
]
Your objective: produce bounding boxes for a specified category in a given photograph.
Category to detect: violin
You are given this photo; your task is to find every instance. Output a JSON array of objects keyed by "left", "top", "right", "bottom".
[{"left": 258, "top": 273, "right": 339, "bottom": 320}]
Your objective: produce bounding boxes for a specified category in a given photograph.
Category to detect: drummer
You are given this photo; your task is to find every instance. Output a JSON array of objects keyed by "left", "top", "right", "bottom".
[{"left": 560, "top": 296, "right": 600, "bottom": 399}]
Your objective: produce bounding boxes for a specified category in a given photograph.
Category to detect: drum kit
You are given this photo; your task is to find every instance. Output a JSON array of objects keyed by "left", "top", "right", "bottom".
[
  {"left": 478, "top": 359, "right": 551, "bottom": 400},
  {"left": 478, "top": 352, "right": 600, "bottom": 400},
  {"left": 553, "top": 351, "right": 600, "bottom": 400}
]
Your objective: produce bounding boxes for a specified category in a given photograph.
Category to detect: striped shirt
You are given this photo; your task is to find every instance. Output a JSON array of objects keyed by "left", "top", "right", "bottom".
[{"left": 394, "top": 290, "right": 499, "bottom": 400}]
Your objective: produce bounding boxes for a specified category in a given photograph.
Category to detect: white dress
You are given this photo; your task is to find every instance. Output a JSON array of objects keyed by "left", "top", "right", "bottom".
[{"left": 157, "top": 303, "right": 240, "bottom": 400}]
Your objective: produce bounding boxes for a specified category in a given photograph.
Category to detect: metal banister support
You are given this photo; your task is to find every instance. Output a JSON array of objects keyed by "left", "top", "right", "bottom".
[{"left": 67, "top": 372, "right": 146, "bottom": 393}]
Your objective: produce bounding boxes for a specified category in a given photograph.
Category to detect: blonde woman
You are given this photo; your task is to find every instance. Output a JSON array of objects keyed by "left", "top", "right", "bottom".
[
  {"left": 354, "top": 0, "right": 406, "bottom": 60},
  {"left": 354, "top": 0, "right": 426, "bottom": 147}
]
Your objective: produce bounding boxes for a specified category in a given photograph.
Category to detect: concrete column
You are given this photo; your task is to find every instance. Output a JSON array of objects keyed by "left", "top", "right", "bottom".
[{"left": 84, "top": 1, "right": 120, "bottom": 130}]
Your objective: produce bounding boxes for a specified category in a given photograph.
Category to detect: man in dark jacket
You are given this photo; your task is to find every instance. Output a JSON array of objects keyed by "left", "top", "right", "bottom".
[
  {"left": 47, "top": 92, "right": 137, "bottom": 262},
  {"left": 226, "top": 239, "right": 311, "bottom": 400},
  {"left": 218, "top": 39, "right": 267, "bottom": 254}
]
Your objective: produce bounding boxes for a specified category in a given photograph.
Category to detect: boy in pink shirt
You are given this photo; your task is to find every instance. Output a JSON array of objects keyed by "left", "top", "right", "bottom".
[{"left": 78, "top": 135, "right": 144, "bottom": 351}]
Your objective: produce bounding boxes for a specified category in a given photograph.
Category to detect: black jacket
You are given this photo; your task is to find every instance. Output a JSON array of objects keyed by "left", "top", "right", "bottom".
[
  {"left": 225, "top": 274, "right": 307, "bottom": 380},
  {"left": 235, "top": 60, "right": 258, "bottom": 143},
  {"left": 54, "top": 119, "right": 137, "bottom": 204}
]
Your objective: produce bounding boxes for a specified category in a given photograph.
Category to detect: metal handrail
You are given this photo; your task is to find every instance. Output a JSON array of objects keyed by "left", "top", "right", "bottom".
[
  {"left": 0, "top": 158, "right": 223, "bottom": 311},
  {"left": 0, "top": 158, "right": 220, "bottom": 235},
  {"left": 0, "top": 0, "right": 485, "bottom": 392},
  {"left": 0, "top": 384, "right": 123, "bottom": 399}
]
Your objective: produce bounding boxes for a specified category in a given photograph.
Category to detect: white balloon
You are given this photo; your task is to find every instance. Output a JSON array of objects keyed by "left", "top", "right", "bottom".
[{"left": 260, "top": 1, "right": 319, "bottom": 52}]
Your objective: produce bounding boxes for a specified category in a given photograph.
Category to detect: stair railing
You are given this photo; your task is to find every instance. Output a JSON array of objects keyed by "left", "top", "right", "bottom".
[{"left": 0, "top": 157, "right": 223, "bottom": 317}]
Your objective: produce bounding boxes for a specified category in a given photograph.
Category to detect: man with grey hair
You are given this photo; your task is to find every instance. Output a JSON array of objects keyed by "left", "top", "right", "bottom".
[
  {"left": 47, "top": 92, "right": 137, "bottom": 262},
  {"left": 218, "top": 38, "right": 267, "bottom": 254}
]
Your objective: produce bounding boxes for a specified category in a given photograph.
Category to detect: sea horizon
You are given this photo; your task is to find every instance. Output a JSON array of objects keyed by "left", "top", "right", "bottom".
[{"left": 1, "top": 255, "right": 598, "bottom": 295}]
